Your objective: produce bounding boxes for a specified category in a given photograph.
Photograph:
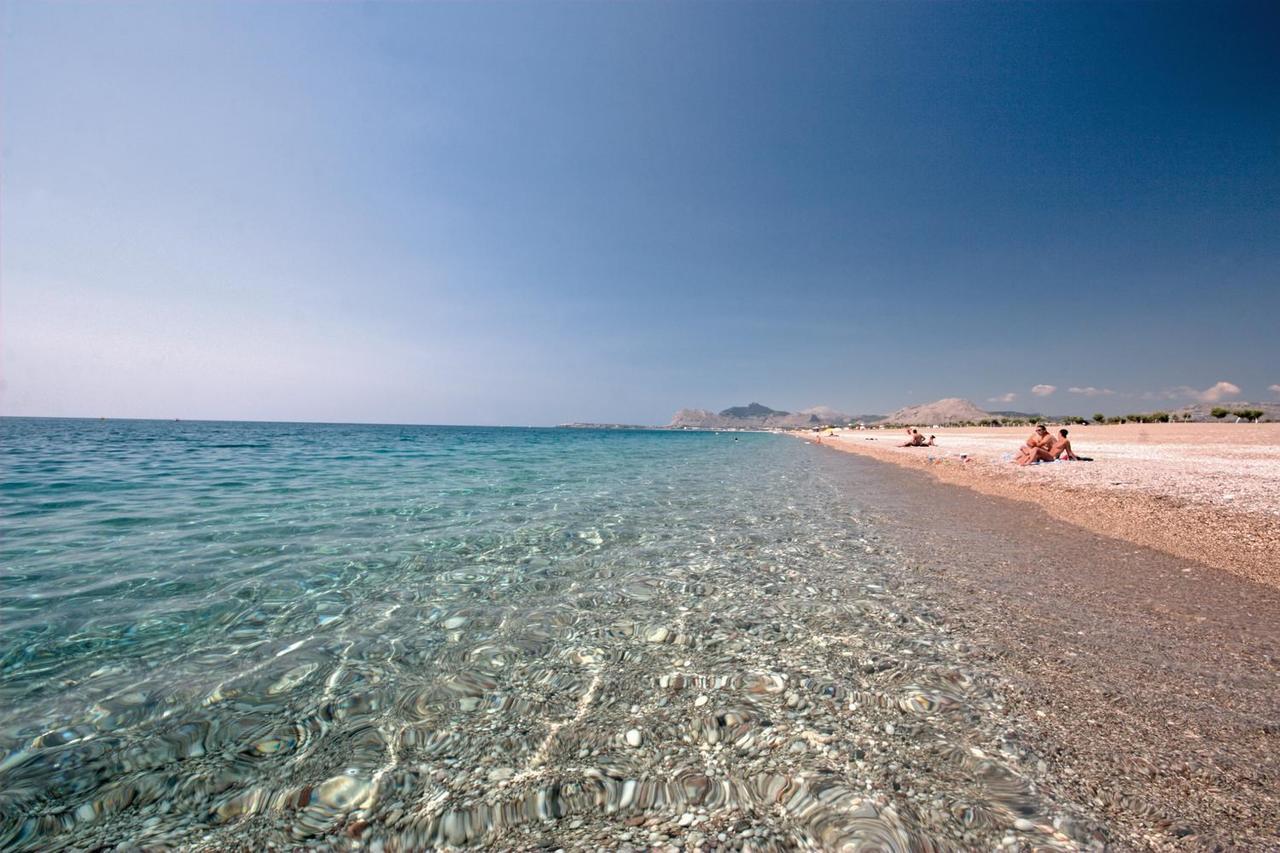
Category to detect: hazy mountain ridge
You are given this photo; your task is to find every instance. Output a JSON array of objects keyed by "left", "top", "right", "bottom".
[
  {"left": 880, "top": 398, "right": 992, "bottom": 425},
  {"left": 669, "top": 402, "right": 875, "bottom": 429}
]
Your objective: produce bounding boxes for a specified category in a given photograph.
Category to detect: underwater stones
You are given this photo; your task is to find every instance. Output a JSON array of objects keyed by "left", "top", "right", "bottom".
[
  {"left": 10, "top": 457, "right": 1174, "bottom": 853},
  {"left": 292, "top": 775, "right": 374, "bottom": 838},
  {"left": 899, "top": 688, "right": 956, "bottom": 715},
  {"left": 251, "top": 736, "right": 289, "bottom": 755},
  {"left": 851, "top": 800, "right": 879, "bottom": 820},
  {"left": 316, "top": 775, "right": 372, "bottom": 811},
  {"left": 268, "top": 663, "right": 318, "bottom": 695},
  {"left": 442, "top": 811, "right": 469, "bottom": 845}
]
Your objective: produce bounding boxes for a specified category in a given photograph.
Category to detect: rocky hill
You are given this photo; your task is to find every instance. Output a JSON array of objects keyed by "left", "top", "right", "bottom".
[
  {"left": 880, "top": 398, "right": 992, "bottom": 425},
  {"left": 801, "top": 406, "right": 883, "bottom": 424},
  {"left": 669, "top": 403, "right": 871, "bottom": 430},
  {"left": 717, "top": 403, "right": 784, "bottom": 420}
]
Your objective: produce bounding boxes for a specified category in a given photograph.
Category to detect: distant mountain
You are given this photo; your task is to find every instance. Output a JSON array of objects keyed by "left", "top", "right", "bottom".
[
  {"left": 880, "top": 398, "right": 992, "bottom": 425},
  {"left": 801, "top": 406, "right": 884, "bottom": 424},
  {"left": 669, "top": 402, "right": 868, "bottom": 429},
  {"left": 719, "top": 402, "right": 788, "bottom": 419}
]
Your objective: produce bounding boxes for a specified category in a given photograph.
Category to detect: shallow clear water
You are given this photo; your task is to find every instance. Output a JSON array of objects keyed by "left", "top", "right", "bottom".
[{"left": 0, "top": 419, "right": 1096, "bottom": 850}]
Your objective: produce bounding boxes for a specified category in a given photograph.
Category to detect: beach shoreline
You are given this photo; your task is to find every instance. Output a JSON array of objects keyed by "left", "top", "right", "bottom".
[
  {"left": 827, "top": 452, "right": 1280, "bottom": 848},
  {"left": 801, "top": 423, "right": 1280, "bottom": 588}
]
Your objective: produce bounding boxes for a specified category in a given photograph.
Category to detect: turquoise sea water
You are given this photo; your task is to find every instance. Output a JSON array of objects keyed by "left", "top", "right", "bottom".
[{"left": 1, "top": 419, "right": 1091, "bottom": 850}]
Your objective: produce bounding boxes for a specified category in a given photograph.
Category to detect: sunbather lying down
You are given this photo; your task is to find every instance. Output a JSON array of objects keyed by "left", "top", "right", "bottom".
[{"left": 1015, "top": 427, "right": 1092, "bottom": 465}]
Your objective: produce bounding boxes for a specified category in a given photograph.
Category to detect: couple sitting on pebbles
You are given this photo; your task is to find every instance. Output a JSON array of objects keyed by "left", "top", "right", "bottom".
[
  {"left": 899, "top": 429, "right": 936, "bottom": 447},
  {"left": 1015, "top": 424, "right": 1090, "bottom": 465}
]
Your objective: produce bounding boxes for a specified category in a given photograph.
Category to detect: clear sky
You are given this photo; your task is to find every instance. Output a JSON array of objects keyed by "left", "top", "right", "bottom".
[{"left": 3, "top": 1, "right": 1278, "bottom": 424}]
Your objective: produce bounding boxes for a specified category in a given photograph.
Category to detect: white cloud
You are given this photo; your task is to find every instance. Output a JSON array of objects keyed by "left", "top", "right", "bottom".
[
  {"left": 1194, "top": 381, "right": 1241, "bottom": 403},
  {"left": 1068, "top": 386, "right": 1115, "bottom": 397},
  {"left": 1030, "top": 384, "right": 1057, "bottom": 397},
  {"left": 1270, "top": 384, "right": 1280, "bottom": 395},
  {"left": 1157, "top": 381, "right": 1242, "bottom": 403},
  {"left": 987, "top": 392, "right": 1017, "bottom": 404}
]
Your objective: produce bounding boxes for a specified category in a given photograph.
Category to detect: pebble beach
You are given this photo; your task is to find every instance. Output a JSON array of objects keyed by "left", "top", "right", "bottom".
[{"left": 808, "top": 423, "right": 1280, "bottom": 587}]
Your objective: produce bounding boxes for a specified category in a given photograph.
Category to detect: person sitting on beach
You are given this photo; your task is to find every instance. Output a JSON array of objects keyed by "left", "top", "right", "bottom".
[
  {"left": 900, "top": 429, "right": 927, "bottom": 447},
  {"left": 925, "top": 435, "right": 937, "bottom": 446},
  {"left": 1050, "top": 428, "right": 1093, "bottom": 461},
  {"left": 1014, "top": 424, "right": 1055, "bottom": 465},
  {"left": 1052, "top": 428, "right": 1078, "bottom": 460}
]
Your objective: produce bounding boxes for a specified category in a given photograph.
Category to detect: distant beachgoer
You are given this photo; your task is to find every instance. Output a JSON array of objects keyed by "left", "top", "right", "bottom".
[
  {"left": 900, "top": 429, "right": 927, "bottom": 447},
  {"left": 1014, "top": 424, "right": 1055, "bottom": 465},
  {"left": 925, "top": 435, "right": 937, "bottom": 446}
]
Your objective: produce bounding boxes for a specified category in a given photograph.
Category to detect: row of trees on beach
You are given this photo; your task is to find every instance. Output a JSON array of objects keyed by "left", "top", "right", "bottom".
[
  {"left": 1090, "top": 411, "right": 1183, "bottom": 424},
  {"left": 1086, "top": 409, "right": 1266, "bottom": 423},
  {"left": 1210, "top": 407, "right": 1266, "bottom": 421},
  {"left": 1074, "top": 409, "right": 1265, "bottom": 424},
  {"left": 857, "top": 409, "right": 1266, "bottom": 429}
]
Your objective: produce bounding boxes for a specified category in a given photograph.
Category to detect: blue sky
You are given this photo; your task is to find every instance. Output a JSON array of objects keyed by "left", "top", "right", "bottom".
[{"left": 3, "top": 1, "right": 1278, "bottom": 424}]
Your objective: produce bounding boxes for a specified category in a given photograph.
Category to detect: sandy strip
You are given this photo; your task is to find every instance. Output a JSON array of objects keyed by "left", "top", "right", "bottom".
[{"left": 804, "top": 423, "right": 1280, "bottom": 588}]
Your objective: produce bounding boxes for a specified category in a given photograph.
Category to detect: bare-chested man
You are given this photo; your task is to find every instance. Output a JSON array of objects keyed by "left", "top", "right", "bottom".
[
  {"left": 1014, "top": 424, "right": 1055, "bottom": 465},
  {"left": 899, "top": 428, "right": 927, "bottom": 447},
  {"left": 1052, "top": 428, "right": 1078, "bottom": 460}
]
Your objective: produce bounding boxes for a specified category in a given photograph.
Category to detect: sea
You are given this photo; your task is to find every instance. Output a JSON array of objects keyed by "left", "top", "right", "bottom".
[{"left": 0, "top": 418, "right": 1096, "bottom": 850}]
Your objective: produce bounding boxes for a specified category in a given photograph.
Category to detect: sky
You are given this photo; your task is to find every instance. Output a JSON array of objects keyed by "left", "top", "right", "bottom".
[{"left": 3, "top": 1, "right": 1278, "bottom": 425}]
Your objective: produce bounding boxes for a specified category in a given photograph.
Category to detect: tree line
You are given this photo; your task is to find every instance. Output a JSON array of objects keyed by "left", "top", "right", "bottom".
[{"left": 858, "top": 408, "right": 1266, "bottom": 429}]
